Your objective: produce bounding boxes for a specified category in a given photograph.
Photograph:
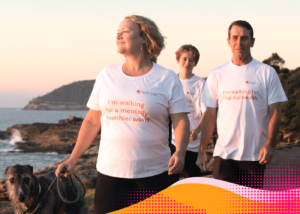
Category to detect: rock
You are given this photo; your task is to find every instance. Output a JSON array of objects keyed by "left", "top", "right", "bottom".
[
  {"left": 69, "top": 115, "right": 75, "bottom": 121},
  {"left": 5, "top": 117, "right": 99, "bottom": 154},
  {"left": 0, "top": 131, "right": 10, "bottom": 140},
  {"left": 283, "top": 131, "right": 295, "bottom": 140},
  {"left": 83, "top": 146, "right": 99, "bottom": 156},
  {"left": 0, "top": 201, "right": 14, "bottom": 213}
]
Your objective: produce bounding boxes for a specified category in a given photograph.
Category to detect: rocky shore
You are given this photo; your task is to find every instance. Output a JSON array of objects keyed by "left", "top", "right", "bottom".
[
  {"left": 2, "top": 115, "right": 100, "bottom": 153},
  {"left": 0, "top": 117, "right": 299, "bottom": 213}
]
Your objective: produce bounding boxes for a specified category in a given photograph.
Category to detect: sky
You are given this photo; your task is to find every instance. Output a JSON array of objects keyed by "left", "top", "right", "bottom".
[{"left": 1, "top": 0, "right": 299, "bottom": 107}]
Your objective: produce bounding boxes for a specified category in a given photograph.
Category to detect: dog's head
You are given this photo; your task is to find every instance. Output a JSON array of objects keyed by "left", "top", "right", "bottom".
[{"left": 5, "top": 165, "right": 34, "bottom": 204}]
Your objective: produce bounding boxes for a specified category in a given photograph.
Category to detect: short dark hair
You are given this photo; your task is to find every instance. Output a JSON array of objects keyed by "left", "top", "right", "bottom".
[
  {"left": 228, "top": 20, "right": 254, "bottom": 39},
  {"left": 175, "top": 45, "right": 200, "bottom": 66}
]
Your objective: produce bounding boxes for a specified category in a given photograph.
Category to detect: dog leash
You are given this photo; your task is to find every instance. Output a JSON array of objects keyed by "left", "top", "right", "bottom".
[{"left": 22, "top": 168, "right": 86, "bottom": 214}]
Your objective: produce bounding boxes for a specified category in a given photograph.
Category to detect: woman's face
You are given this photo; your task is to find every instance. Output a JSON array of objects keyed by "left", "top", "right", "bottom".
[
  {"left": 178, "top": 51, "right": 196, "bottom": 74},
  {"left": 116, "top": 18, "right": 145, "bottom": 56}
]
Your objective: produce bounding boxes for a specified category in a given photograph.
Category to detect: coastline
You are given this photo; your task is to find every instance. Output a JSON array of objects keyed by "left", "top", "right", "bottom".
[{"left": 1, "top": 116, "right": 299, "bottom": 213}]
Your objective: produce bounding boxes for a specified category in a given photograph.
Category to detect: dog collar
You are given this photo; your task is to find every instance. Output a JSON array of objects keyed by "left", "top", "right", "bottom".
[{"left": 22, "top": 183, "right": 41, "bottom": 214}]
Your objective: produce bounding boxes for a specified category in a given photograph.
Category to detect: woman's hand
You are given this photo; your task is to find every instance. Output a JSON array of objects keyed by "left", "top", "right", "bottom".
[
  {"left": 168, "top": 151, "right": 185, "bottom": 175},
  {"left": 55, "top": 157, "right": 77, "bottom": 177}
]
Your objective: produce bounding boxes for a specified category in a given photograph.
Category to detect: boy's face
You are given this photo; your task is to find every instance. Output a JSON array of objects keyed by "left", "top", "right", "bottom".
[{"left": 178, "top": 51, "right": 196, "bottom": 74}]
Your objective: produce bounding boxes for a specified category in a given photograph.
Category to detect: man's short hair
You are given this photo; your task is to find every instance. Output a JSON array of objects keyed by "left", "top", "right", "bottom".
[
  {"left": 228, "top": 20, "right": 254, "bottom": 39},
  {"left": 175, "top": 45, "right": 200, "bottom": 66}
]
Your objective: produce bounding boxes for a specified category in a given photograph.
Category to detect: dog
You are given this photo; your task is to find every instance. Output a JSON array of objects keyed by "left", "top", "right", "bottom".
[{"left": 5, "top": 165, "right": 89, "bottom": 214}]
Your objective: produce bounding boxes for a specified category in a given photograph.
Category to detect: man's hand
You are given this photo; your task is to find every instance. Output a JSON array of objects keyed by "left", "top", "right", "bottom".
[
  {"left": 189, "top": 129, "right": 200, "bottom": 141},
  {"left": 196, "top": 151, "right": 208, "bottom": 171},
  {"left": 258, "top": 144, "right": 274, "bottom": 165},
  {"left": 168, "top": 151, "right": 185, "bottom": 175}
]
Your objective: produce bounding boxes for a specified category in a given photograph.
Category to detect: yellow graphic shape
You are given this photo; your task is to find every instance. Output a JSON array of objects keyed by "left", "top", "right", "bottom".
[{"left": 111, "top": 184, "right": 300, "bottom": 214}]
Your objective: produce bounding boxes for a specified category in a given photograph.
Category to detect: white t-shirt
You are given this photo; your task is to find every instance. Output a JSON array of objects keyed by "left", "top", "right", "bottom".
[
  {"left": 172, "top": 75, "right": 206, "bottom": 152},
  {"left": 87, "top": 62, "right": 190, "bottom": 178},
  {"left": 202, "top": 58, "right": 288, "bottom": 161}
]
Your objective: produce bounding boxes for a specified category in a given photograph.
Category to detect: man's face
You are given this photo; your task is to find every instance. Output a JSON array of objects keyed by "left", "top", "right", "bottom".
[{"left": 227, "top": 25, "right": 255, "bottom": 59}]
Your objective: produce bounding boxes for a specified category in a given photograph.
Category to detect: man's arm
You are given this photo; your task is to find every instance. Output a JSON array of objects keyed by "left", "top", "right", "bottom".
[
  {"left": 190, "top": 111, "right": 205, "bottom": 141},
  {"left": 196, "top": 107, "right": 217, "bottom": 171},
  {"left": 168, "top": 112, "right": 190, "bottom": 175},
  {"left": 258, "top": 102, "right": 281, "bottom": 164}
]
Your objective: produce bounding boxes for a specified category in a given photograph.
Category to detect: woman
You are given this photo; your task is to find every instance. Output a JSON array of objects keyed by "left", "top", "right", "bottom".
[
  {"left": 170, "top": 45, "right": 206, "bottom": 180},
  {"left": 55, "top": 15, "right": 190, "bottom": 214}
]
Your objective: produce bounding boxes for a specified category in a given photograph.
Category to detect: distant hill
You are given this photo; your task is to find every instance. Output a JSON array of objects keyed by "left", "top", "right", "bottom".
[{"left": 23, "top": 80, "right": 95, "bottom": 110}]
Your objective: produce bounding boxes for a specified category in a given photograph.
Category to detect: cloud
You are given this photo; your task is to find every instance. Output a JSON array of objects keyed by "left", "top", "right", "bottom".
[{"left": 0, "top": 91, "right": 33, "bottom": 108}]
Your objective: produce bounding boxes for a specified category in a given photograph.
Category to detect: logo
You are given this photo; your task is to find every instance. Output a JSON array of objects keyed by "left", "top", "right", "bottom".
[
  {"left": 187, "top": 92, "right": 195, "bottom": 95},
  {"left": 245, "top": 81, "right": 261, "bottom": 86},
  {"left": 136, "top": 89, "right": 157, "bottom": 96}
]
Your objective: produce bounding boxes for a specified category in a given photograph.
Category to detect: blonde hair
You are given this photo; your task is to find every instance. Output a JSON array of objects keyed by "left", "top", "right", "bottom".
[{"left": 126, "top": 15, "right": 165, "bottom": 63}]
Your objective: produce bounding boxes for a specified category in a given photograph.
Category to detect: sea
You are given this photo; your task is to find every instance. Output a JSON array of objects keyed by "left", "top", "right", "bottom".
[{"left": 0, "top": 108, "right": 88, "bottom": 179}]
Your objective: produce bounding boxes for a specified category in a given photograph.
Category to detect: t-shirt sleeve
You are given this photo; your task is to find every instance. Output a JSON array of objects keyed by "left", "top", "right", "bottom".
[
  {"left": 267, "top": 69, "right": 288, "bottom": 105},
  {"left": 199, "top": 81, "right": 207, "bottom": 113},
  {"left": 168, "top": 75, "right": 190, "bottom": 114},
  {"left": 202, "top": 73, "right": 218, "bottom": 108},
  {"left": 86, "top": 72, "right": 102, "bottom": 111}
]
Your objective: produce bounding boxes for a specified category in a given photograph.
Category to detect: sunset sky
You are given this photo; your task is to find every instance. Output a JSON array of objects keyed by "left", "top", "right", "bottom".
[{"left": 1, "top": 0, "right": 299, "bottom": 107}]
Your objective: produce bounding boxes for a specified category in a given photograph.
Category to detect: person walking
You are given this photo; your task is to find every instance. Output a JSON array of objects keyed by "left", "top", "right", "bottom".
[
  {"left": 170, "top": 45, "right": 206, "bottom": 180},
  {"left": 196, "top": 20, "right": 287, "bottom": 189},
  {"left": 56, "top": 15, "right": 190, "bottom": 213}
]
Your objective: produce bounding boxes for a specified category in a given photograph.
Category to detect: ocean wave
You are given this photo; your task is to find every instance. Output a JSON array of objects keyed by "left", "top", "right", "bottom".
[
  {"left": 10, "top": 128, "right": 24, "bottom": 145},
  {"left": 0, "top": 148, "right": 22, "bottom": 152},
  {"left": 46, "top": 152, "right": 59, "bottom": 155}
]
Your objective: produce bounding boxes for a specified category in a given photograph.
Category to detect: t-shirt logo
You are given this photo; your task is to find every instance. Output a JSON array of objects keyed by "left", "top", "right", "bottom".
[
  {"left": 136, "top": 89, "right": 157, "bottom": 96},
  {"left": 246, "top": 81, "right": 261, "bottom": 86},
  {"left": 186, "top": 92, "right": 195, "bottom": 95}
]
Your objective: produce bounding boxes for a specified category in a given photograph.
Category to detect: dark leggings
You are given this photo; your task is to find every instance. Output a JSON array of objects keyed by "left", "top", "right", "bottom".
[
  {"left": 94, "top": 171, "right": 170, "bottom": 214},
  {"left": 213, "top": 156, "right": 266, "bottom": 189}
]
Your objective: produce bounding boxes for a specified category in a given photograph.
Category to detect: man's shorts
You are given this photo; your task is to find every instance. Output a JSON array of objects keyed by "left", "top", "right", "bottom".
[{"left": 213, "top": 156, "right": 266, "bottom": 189}]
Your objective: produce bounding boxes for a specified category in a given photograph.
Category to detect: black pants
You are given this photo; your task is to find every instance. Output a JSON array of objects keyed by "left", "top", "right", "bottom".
[
  {"left": 94, "top": 171, "right": 170, "bottom": 214},
  {"left": 213, "top": 156, "right": 266, "bottom": 189}
]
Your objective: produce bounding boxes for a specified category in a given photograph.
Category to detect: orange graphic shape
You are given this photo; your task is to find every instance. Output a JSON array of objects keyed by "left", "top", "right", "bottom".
[{"left": 111, "top": 183, "right": 300, "bottom": 214}]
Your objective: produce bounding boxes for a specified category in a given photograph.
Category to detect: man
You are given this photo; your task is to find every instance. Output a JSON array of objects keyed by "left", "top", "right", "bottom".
[{"left": 196, "top": 20, "right": 287, "bottom": 189}]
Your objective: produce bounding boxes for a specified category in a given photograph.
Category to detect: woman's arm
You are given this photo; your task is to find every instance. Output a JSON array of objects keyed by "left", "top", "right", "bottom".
[
  {"left": 168, "top": 112, "right": 190, "bottom": 175},
  {"left": 55, "top": 109, "right": 102, "bottom": 176}
]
